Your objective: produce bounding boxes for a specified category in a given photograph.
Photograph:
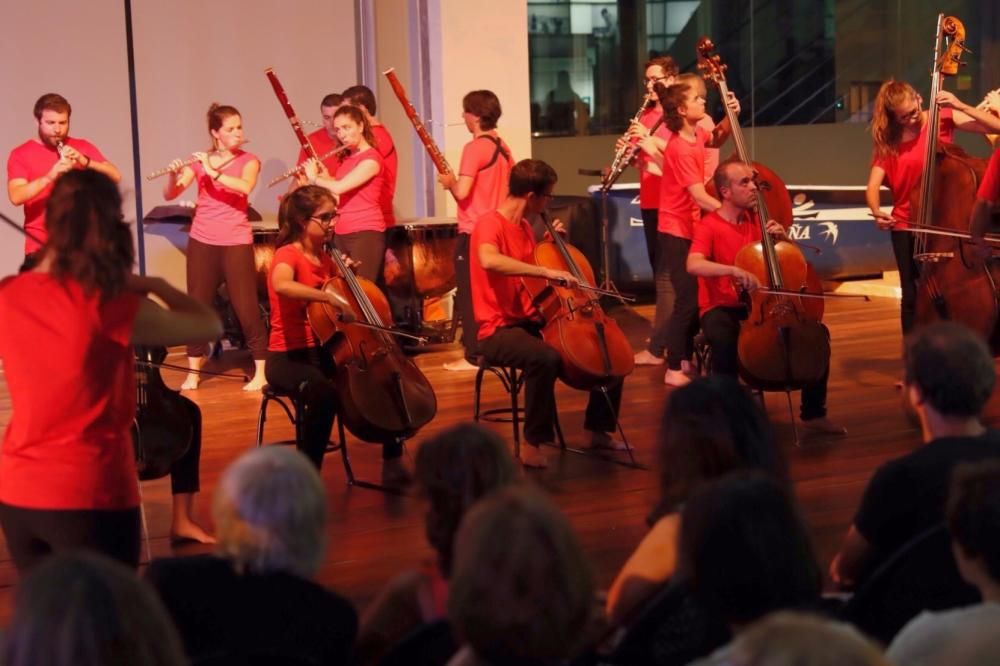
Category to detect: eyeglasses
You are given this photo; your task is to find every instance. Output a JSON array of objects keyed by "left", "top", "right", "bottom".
[
  {"left": 893, "top": 106, "right": 921, "bottom": 124},
  {"left": 311, "top": 211, "right": 336, "bottom": 224},
  {"left": 644, "top": 76, "right": 668, "bottom": 84}
]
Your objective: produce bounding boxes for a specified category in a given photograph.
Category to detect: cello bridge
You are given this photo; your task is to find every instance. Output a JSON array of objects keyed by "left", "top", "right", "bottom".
[{"left": 914, "top": 252, "right": 954, "bottom": 264}]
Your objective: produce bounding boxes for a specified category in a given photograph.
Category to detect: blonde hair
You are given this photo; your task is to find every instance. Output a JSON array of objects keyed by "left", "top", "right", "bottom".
[
  {"left": 871, "top": 79, "right": 920, "bottom": 159},
  {"left": 729, "top": 612, "right": 888, "bottom": 666}
]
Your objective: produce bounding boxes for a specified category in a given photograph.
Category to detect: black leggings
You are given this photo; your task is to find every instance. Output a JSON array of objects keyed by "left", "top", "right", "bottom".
[
  {"left": 454, "top": 233, "right": 479, "bottom": 360},
  {"left": 170, "top": 394, "right": 202, "bottom": 495},
  {"left": 335, "top": 231, "right": 386, "bottom": 284},
  {"left": 661, "top": 233, "right": 699, "bottom": 370},
  {"left": 186, "top": 237, "right": 267, "bottom": 360},
  {"left": 0, "top": 503, "right": 141, "bottom": 572},
  {"left": 891, "top": 230, "right": 919, "bottom": 334},
  {"left": 265, "top": 347, "right": 402, "bottom": 468}
]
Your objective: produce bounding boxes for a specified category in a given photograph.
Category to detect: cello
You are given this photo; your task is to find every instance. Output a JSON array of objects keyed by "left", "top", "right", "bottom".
[
  {"left": 522, "top": 213, "right": 635, "bottom": 391},
  {"left": 909, "top": 15, "right": 1000, "bottom": 344},
  {"left": 307, "top": 249, "right": 437, "bottom": 443},
  {"left": 697, "top": 36, "right": 830, "bottom": 390}
]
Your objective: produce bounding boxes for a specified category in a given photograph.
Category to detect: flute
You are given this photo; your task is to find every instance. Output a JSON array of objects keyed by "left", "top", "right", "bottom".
[
  {"left": 268, "top": 144, "right": 351, "bottom": 187},
  {"left": 145, "top": 141, "right": 250, "bottom": 180}
]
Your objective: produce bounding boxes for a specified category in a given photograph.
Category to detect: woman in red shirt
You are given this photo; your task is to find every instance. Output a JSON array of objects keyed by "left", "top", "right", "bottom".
[
  {"left": 264, "top": 185, "right": 407, "bottom": 481},
  {"left": 305, "top": 105, "right": 386, "bottom": 284},
  {"left": 0, "top": 170, "right": 221, "bottom": 571},
  {"left": 866, "top": 80, "right": 999, "bottom": 339},
  {"left": 163, "top": 103, "right": 267, "bottom": 392}
]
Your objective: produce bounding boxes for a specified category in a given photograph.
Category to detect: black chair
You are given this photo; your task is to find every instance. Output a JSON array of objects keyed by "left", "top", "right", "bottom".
[
  {"left": 840, "top": 523, "right": 981, "bottom": 645},
  {"left": 590, "top": 580, "right": 730, "bottom": 666},
  {"left": 378, "top": 619, "right": 457, "bottom": 666},
  {"left": 255, "top": 383, "right": 356, "bottom": 484}
]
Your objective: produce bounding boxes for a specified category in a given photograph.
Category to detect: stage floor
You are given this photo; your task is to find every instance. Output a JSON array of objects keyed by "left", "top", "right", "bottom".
[{"left": 0, "top": 295, "right": 933, "bottom": 623}]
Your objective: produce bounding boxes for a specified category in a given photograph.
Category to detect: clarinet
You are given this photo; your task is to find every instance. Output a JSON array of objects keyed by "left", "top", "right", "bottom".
[
  {"left": 607, "top": 95, "right": 655, "bottom": 177},
  {"left": 383, "top": 67, "right": 453, "bottom": 175}
]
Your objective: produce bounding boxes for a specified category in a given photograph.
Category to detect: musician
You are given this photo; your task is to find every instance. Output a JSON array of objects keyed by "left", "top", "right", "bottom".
[
  {"left": 438, "top": 90, "right": 514, "bottom": 371},
  {"left": 650, "top": 76, "right": 736, "bottom": 387},
  {"left": 472, "top": 159, "right": 624, "bottom": 469},
  {"left": 6, "top": 93, "right": 121, "bottom": 257},
  {"left": 343, "top": 85, "right": 397, "bottom": 228},
  {"left": 866, "top": 81, "right": 1000, "bottom": 340},
  {"left": 264, "top": 185, "right": 409, "bottom": 483},
  {"left": 0, "top": 170, "right": 222, "bottom": 571},
  {"left": 687, "top": 160, "right": 844, "bottom": 435},
  {"left": 293, "top": 93, "right": 345, "bottom": 184},
  {"left": 971, "top": 147, "right": 1000, "bottom": 247},
  {"left": 305, "top": 105, "right": 387, "bottom": 283}
]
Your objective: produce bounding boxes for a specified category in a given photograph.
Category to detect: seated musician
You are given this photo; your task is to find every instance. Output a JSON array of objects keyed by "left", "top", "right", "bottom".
[
  {"left": 686, "top": 160, "right": 844, "bottom": 435},
  {"left": 263, "top": 185, "right": 409, "bottom": 485},
  {"left": 471, "top": 158, "right": 625, "bottom": 468}
]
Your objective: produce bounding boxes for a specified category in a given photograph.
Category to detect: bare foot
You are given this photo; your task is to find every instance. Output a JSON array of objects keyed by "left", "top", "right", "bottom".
[
  {"left": 170, "top": 519, "right": 216, "bottom": 544},
  {"left": 443, "top": 358, "right": 478, "bottom": 372},
  {"left": 663, "top": 368, "right": 691, "bottom": 387},
  {"left": 180, "top": 373, "right": 200, "bottom": 390},
  {"left": 634, "top": 349, "right": 665, "bottom": 366},
  {"left": 519, "top": 445, "right": 549, "bottom": 469}
]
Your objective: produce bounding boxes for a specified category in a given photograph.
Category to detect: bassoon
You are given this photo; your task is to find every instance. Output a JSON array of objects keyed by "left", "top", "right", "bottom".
[
  {"left": 382, "top": 67, "right": 453, "bottom": 175},
  {"left": 264, "top": 67, "right": 320, "bottom": 162}
]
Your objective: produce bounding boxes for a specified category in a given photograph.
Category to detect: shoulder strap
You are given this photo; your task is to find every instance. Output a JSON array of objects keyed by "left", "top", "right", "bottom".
[{"left": 475, "top": 135, "right": 511, "bottom": 172}]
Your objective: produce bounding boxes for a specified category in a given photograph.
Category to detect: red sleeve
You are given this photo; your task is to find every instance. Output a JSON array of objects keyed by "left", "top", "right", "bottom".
[
  {"left": 665, "top": 143, "right": 704, "bottom": 189},
  {"left": 690, "top": 217, "right": 715, "bottom": 257},
  {"left": 458, "top": 139, "right": 489, "bottom": 178},
  {"left": 474, "top": 213, "right": 503, "bottom": 247},
  {"left": 7, "top": 146, "right": 29, "bottom": 181},
  {"left": 979, "top": 149, "right": 1000, "bottom": 203}
]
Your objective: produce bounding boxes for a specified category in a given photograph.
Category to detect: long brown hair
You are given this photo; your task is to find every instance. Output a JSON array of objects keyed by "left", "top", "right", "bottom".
[
  {"left": 871, "top": 80, "right": 920, "bottom": 159},
  {"left": 276, "top": 185, "right": 335, "bottom": 248},
  {"left": 44, "top": 170, "right": 134, "bottom": 299},
  {"left": 333, "top": 105, "right": 376, "bottom": 148},
  {"left": 207, "top": 102, "right": 240, "bottom": 151},
  {"left": 654, "top": 81, "right": 692, "bottom": 132}
]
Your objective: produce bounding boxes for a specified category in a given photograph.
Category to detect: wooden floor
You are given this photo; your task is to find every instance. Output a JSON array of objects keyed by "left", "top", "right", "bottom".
[{"left": 0, "top": 295, "right": 940, "bottom": 624}]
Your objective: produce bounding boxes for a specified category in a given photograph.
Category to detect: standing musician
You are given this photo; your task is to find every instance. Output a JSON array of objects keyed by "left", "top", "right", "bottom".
[
  {"left": 162, "top": 103, "right": 267, "bottom": 392},
  {"left": 264, "top": 185, "right": 409, "bottom": 484},
  {"left": 438, "top": 90, "right": 514, "bottom": 372},
  {"left": 289, "top": 93, "right": 345, "bottom": 192},
  {"left": 687, "top": 160, "right": 844, "bottom": 435},
  {"left": 650, "top": 75, "right": 736, "bottom": 387},
  {"left": 6, "top": 93, "right": 121, "bottom": 257},
  {"left": 304, "top": 105, "right": 387, "bottom": 283},
  {"left": 623, "top": 64, "right": 720, "bottom": 367},
  {"left": 343, "top": 85, "right": 398, "bottom": 228},
  {"left": 866, "top": 81, "right": 1000, "bottom": 341},
  {"left": 0, "top": 170, "right": 221, "bottom": 571},
  {"left": 471, "top": 159, "right": 625, "bottom": 469}
]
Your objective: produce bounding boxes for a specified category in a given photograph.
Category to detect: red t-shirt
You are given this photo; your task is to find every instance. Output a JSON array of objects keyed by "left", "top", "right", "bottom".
[
  {"left": 456, "top": 133, "right": 513, "bottom": 234},
  {"left": 0, "top": 273, "right": 141, "bottom": 510},
  {"left": 267, "top": 244, "right": 337, "bottom": 352},
  {"left": 470, "top": 210, "right": 538, "bottom": 340},
  {"left": 334, "top": 147, "right": 385, "bottom": 235},
  {"left": 6, "top": 137, "right": 107, "bottom": 254},
  {"left": 658, "top": 125, "right": 712, "bottom": 239},
  {"left": 189, "top": 151, "right": 260, "bottom": 246},
  {"left": 978, "top": 148, "right": 1000, "bottom": 203},
  {"left": 690, "top": 209, "right": 761, "bottom": 316},
  {"left": 298, "top": 128, "right": 343, "bottom": 174},
  {"left": 873, "top": 108, "right": 955, "bottom": 230},
  {"left": 637, "top": 111, "right": 717, "bottom": 209},
  {"left": 371, "top": 125, "right": 398, "bottom": 227}
]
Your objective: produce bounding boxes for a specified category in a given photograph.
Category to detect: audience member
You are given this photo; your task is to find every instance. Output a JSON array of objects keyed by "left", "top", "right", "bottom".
[
  {"left": 145, "top": 446, "right": 357, "bottom": 665},
  {"left": 606, "top": 376, "right": 784, "bottom": 624},
  {"left": 356, "top": 424, "right": 518, "bottom": 665},
  {"left": 447, "top": 485, "right": 594, "bottom": 666},
  {"left": 724, "top": 612, "right": 888, "bottom": 666},
  {"left": 830, "top": 322, "right": 1000, "bottom": 588},
  {"left": 2, "top": 551, "right": 186, "bottom": 666},
  {"left": 887, "top": 460, "right": 1000, "bottom": 665}
]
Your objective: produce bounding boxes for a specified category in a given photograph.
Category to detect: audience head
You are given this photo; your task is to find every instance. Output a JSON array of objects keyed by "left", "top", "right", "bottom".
[
  {"left": 727, "top": 612, "right": 889, "bottom": 666},
  {"left": 678, "top": 472, "right": 820, "bottom": 628},
  {"left": 416, "top": 423, "right": 518, "bottom": 576},
  {"left": 653, "top": 375, "right": 784, "bottom": 521},
  {"left": 44, "top": 169, "right": 134, "bottom": 298},
  {"left": 948, "top": 460, "right": 1000, "bottom": 588},
  {"left": 2, "top": 551, "right": 186, "bottom": 666},
  {"left": 904, "top": 322, "right": 995, "bottom": 419},
  {"left": 214, "top": 446, "right": 328, "bottom": 578},
  {"left": 277, "top": 184, "right": 336, "bottom": 248},
  {"left": 449, "top": 485, "right": 594, "bottom": 664}
]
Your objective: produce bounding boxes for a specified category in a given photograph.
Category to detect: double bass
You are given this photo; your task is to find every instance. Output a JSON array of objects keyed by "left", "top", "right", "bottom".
[
  {"left": 522, "top": 214, "right": 635, "bottom": 391},
  {"left": 307, "top": 249, "right": 437, "bottom": 443},
  {"left": 910, "top": 15, "right": 1000, "bottom": 344},
  {"left": 697, "top": 36, "right": 830, "bottom": 390}
]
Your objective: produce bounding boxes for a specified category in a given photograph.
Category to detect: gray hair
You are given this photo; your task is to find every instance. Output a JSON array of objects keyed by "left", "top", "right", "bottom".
[{"left": 213, "top": 447, "right": 328, "bottom": 577}]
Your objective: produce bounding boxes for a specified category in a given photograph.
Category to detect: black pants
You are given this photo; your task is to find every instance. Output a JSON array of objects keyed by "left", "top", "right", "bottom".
[
  {"left": 170, "top": 394, "right": 202, "bottom": 495},
  {"left": 454, "top": 233, "right": 479, "bottom": 360},
  {"left": 477, "top": 322, "right": 624, "bottom": 445},
  {"left": 640, "top": 208, "right": 659, "bottom": 273},
  {"left": 335, "top": 230, "right": 386, "bottom": 284},
  {"left": 265, "top": 347, "right": 402, "bottom": 468},
  {"left": 0, "top": 504, "right": 141, "bottom": 572},
  {"left": 186, "top": 237, "right": 267, "bottom": 360},
  {"left": 647, "top": 230, "right": 677, "bottom": 357},
  {"left": 891, "top": 230, "right": 918, "bottom": 334},
  {"left": 661, "top": 233, "right": 699, "bottom": 370},
  {"left": 701, "top": 306, "right": 828, "bottom": 420}
]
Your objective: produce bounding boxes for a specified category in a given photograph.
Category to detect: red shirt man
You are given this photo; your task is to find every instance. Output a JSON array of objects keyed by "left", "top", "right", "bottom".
[{"left": 6, "top": 93, "right": 120, "bottom": 254}]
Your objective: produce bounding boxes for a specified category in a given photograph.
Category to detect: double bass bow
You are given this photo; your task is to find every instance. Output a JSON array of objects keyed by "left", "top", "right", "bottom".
[
  {"left": 696, "top": 37, "right": 830, "bottom": 390},
  {"left": 522, "top": 214, "right": 635, "bottom": 391},
  {"left": 307, "top": 248, "right": 437, "bottom": 443}
]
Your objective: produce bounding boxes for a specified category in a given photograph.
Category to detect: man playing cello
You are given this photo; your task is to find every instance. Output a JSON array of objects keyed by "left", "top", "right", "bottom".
[{"left": 686, "top": 160, "right": 844, "bottom": 436}]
